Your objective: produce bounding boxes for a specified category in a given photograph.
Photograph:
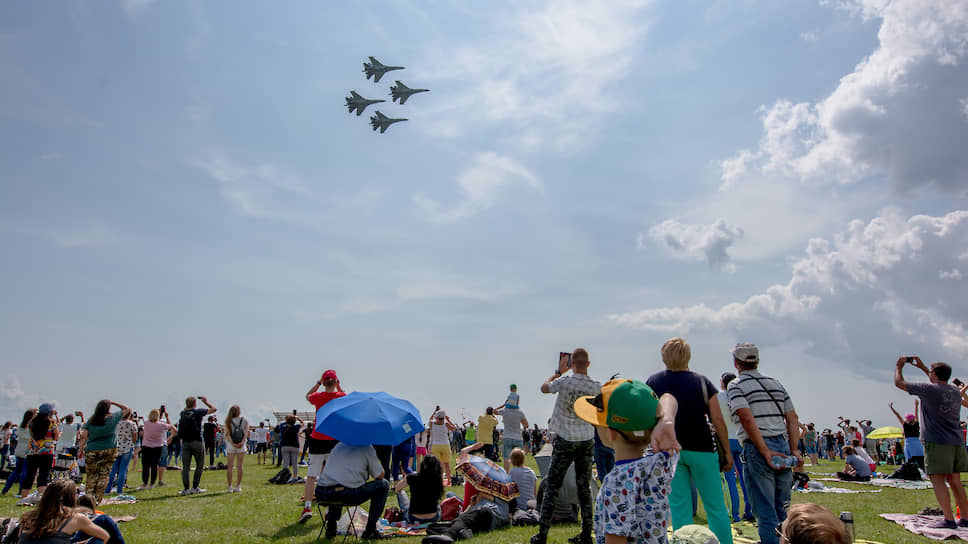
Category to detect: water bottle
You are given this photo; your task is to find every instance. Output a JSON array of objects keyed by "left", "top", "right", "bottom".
[
  {"left": 839, "top": 511, "right": 854, "bottom": 542},
  {"left": 771, "top": 455, "right": 798, "bottom": 468}
]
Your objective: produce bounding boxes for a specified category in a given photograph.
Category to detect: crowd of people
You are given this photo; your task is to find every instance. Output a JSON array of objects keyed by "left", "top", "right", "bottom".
[{"left": 3, "top": 343, "right": 967, "bottom": 544}]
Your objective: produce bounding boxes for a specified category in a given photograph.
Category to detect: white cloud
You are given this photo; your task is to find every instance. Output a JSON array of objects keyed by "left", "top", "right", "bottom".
[
  {"left": 414, "top": 151, "right": 542, "bottom": 224},
  {"left": 340, "top": 278, "right": 521, "bottom": 315},
  {"left": 940, "top": 268, "right": 962, "bottom": 280},
  {"left": 800, "top": 30, "right": 820, "bottom": 42},
  {"left": 720, "top": 0, "right": 968, "bottom": 194},
  {"left": 610, "top": 209, "right": 968, "bottom": 375},
  {"left": 0, "top": 376, "right": 46, "bottom": 419},
  {"left": 645, "top": 219, "right": 744, "bottom": 272},
  {"left": 419, "top": 0, "right": 653, "bottom": 149},
  {"left": 961, "top": 97, "right": 968, "bottom": 119}
]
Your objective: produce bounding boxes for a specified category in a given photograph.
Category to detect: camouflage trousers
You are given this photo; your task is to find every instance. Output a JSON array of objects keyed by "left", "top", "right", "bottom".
[{"left": 85, "top": 448, "right": 116, "bottom": 503}]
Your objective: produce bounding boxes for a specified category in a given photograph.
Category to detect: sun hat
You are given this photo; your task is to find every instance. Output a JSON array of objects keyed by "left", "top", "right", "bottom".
[
  {"left": 322, "top": 369, "right": 338, "bottom": 381},
  {"left": 573, "top": 379, "right": 659, "bottom": 437},
  {"left": 435, "top": 410, "right": 446, "bottom": 419},
  {"left": 38, "top": 402, "right": 55, "bottom": 414},
  {"left": 731, "top": 342, "right": 759, "bottom": 363}
]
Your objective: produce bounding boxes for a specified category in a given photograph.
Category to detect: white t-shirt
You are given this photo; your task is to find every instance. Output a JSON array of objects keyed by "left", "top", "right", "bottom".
[
  {"left": 716, "top": 391, "right": 738, "bottom": 440},
  {"left": 429, "top": 421, "right": 450, "bottom": 447},
  {"left": 252, "top": 427, "right": 270, "bottom": 444},
  {"left": 57, "top": 424, "right": 79, "bottom": 450}
]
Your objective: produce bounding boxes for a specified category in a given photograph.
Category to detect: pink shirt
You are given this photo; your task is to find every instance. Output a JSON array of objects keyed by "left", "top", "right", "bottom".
[{"left": 142, "top": 421, "right": 172, "bottom": 448}]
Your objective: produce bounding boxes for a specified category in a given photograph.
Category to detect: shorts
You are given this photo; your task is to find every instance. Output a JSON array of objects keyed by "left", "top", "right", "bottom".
[
  {"left": 307, "top": 453, "right": 329, "bottom": 479},
  {"left": 159, "top": 445, "right": 169, "bottom": 467},
  {"left": 503, "top": 438, "right": 523, "bottom": 459},
  {"left": 805, "top": 444, "right": 817, "bottom": 455},
  {"left": 925, "top": 441, "right": 968, "bottom": 474},
  {"left": 226, "top": 442, "right": 246, "bottom": 455},
  {"left": 255, "top": 443, "right": 268, "bottom": 453},
  {"left": 431, "top": 444, "right": 451, "bottom": 465},
  {"left": 416, "top": 447, "right": 427, "bottom": 456}
]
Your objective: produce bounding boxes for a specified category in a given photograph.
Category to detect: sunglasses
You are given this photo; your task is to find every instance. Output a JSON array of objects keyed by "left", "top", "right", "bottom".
[{"left": 775, "top": 527, "right": 790, "bottom": 543}]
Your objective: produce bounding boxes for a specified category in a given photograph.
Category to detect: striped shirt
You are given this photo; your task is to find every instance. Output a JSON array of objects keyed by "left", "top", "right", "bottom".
[{"left": 726, "top": 370, "right": 795, "bottom": 444}]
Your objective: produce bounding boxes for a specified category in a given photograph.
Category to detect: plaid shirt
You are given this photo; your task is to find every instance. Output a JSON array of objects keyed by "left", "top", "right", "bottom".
[{"left": 548, "top": 373, "right": 601, "bottom": 442}]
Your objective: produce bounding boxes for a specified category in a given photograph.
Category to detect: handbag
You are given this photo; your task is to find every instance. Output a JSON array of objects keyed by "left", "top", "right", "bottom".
[{"left": 700, "top": 376, "right": 730, "bottom": 472}]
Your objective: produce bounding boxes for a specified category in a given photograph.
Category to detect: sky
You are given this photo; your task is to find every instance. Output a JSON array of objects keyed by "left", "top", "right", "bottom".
[{"left": 1, "top": 0, "right": 967, "bottom": 433}]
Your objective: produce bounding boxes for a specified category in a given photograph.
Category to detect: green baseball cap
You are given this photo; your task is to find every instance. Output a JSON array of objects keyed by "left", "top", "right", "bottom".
[{"left": 574, "top": 379, "right": 659, "bottom": 437}]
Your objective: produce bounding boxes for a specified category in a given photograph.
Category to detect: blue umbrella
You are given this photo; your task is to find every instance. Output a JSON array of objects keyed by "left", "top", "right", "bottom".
[{"left": 315, "top": 391, "right": 425, "bottom": 446}]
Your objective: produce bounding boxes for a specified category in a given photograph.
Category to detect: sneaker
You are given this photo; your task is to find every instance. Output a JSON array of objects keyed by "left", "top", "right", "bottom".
[
  {"left": 234, "top": 485, "right": 242, "bottom": 493},
  {"left": 530, "top": 533, "right": 548, "bottom": 544},
  {"left": 567, "top": 534, "right": 593, "bottom": 544},
  {"left": 193, "top": 487, "right": 206, "bottom": 494},
  {"left": 298, "top": 507, "right": 313, "bottom": 524},
  {"left": 156, "top": 481, "right": 166, "bottom": 487},
  {"left": 178, "top": 488, "right": 193, "bottom": 496},
  {"left": 928, "top": 519, "right": 958, "bottom": 529},
  {"left": 228, "top": 486, "right": 235, "bottom": 493},
  {"left": 959, "top": 518, "right": 968, "bottom": 528},
  {"left": 742, "top": 513, "right": 757, "bottom": 523}
]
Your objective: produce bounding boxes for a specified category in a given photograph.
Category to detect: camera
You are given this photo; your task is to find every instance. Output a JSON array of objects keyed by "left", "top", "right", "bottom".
[
  {"left": 954, "top": 378, "right": 964, "bottom": 387},
  {"left": 905, "top": 356, "right": 914, "bottom": 363}
]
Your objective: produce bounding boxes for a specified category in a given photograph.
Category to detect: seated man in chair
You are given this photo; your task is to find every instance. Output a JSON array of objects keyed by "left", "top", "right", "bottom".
[{"left": 315, "top": 441, "right": 390, "bottom": 540}]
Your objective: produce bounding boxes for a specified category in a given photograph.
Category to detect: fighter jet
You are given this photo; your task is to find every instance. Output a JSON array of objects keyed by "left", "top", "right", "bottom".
[
  {"left": 369, "top": 111, "right": 408, "bottom": 133},
  {"left": 363, "top": 56, "right": 404, "bottom": 83},
  {"left": 345, "top": 90, "right": 386, "bottom": 116},
  {"left": 389, "top": 80, "right": 430, "bottom": 105}
]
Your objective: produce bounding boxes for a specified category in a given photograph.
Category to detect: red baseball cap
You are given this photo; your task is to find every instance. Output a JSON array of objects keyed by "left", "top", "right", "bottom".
[{"left": 322, "top": 369, "right": 338, "bottom": 381}]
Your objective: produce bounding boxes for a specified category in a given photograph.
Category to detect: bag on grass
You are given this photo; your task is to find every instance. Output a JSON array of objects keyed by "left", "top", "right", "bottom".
[
  {"left": 337, "top": 507, "right": 368, "bottom": 536},
  {"left": 888, "top": 460, "right": 922, "bottom": 480},
  {"left": 440, "top": 496, "right": 462, "bottom": 521},
  {"left": 384, "top": 507, "right": 403, "bottom": 523},
  {"left": 268, "top": 467, "right": 291, "bottom": 484}
]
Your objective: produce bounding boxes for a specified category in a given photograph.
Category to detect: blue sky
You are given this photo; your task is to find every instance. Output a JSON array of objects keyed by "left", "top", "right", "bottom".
[{"left": 2, "top": 0, "right": 966, "bottom": 431}]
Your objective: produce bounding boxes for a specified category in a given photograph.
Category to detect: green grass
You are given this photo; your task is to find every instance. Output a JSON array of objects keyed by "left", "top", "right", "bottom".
[{"left": 0, "top": 456, "right": 951, "bottom": 543}]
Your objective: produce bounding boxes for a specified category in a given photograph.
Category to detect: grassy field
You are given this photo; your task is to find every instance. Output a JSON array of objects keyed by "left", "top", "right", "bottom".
[{"left": 0, "top": 455, "right": 949, "bottom": 543}]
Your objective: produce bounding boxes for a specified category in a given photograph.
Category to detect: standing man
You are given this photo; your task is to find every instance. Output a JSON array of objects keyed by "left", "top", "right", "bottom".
[
  {"left": 203, "top": 416, "right": 218, "bottom": 467},
  {"left": 495, "top": 406, "right": 529, "bottom": 473},
  {"left": 299, "top": 369, "right": 346, "bottom": 524},
  {"left": 252, "top": 422, "right": 270, "bottom": 464},
  {"left": 726, "top": 343, "right": 801, "bottom": 544},
  {"left": 177, "top": 396, "right": 216, "bottom": 496},
  {"left": 477, "top": 408, "right": 499, "bottom": 461},
  {"left": 530, "top": 348, "right": 600, "bottom": 544},
  {"left": 895, "top": 356, "right": 968, "bottom": 529}
]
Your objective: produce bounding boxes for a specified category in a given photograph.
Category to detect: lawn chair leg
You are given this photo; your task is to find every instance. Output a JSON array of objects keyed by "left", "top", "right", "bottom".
[{"left": 316, "top": 503, "right": 359, "bottom": 541}]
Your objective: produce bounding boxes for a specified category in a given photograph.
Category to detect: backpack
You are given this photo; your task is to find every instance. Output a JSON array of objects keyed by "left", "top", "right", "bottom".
[
  {"left": 269, "top": 467, "right": 291, "bottom": 484},
  {"left": 229, "top": 418, "right": 246, "bottom": 444},
  {"left": 888, "top": 460, "right": 922, "bottom": 480},
  {"left": 178, "top": 410, "right": 200, "bottom": 442}
]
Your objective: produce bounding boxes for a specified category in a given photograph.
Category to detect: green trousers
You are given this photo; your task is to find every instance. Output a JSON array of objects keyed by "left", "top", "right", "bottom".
[{"left": 670, "top": 449, "right": 733, "bottom": 544}]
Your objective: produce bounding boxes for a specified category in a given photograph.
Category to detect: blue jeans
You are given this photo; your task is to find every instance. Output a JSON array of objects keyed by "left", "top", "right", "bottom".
[
  {"left": 2, "top": 456, "right": 27, "bottom": 494},
  {"left": 592, "top": 442, "right": 615, "bottom": 483},
  {"left": 316, "top": 479, "right": 389, "bottom": 535},
  {"left": 391, "top": 443, "right": 413, "bottom": 482},
  {"left": 742, "top": 436, "right": 793, "bottom": 544},
  {"left": 727, "top": 438, "right": 752, "bottom": 519},
  {"left": 70, "top": 514, "right": 126, "bottom": 544},
  {"left": 107, "top": 451, "right": 133, "bottom": 495}
]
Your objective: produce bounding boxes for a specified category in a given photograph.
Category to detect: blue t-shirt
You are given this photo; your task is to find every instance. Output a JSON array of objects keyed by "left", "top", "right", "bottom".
[
  {"left": 906, "top": 382, "right": 963, "bottom": 446},
  {"left": 646, "top": 370, "right": 717, "bottom": 452},
  {"left": 845, "top": 454, "right": 872, "bottom": 477}
]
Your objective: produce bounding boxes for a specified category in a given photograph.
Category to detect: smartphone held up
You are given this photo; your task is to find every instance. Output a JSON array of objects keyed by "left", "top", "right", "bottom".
[{"left": 558, "top": 351, "right": 572, "bottom": 372}]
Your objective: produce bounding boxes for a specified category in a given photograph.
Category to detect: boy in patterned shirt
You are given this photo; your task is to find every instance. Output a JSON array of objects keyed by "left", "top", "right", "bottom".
[{"left": 574, "top": 379, "right": 681, "bottom": 544}]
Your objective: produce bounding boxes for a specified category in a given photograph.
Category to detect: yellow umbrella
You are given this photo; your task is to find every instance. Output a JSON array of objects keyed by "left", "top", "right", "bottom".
[{"left": 866, "top": 426, "right": 903, "bottom": 439}]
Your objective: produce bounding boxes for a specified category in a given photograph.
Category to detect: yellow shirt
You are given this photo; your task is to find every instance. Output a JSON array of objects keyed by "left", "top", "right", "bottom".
[{"left": 477, "top": 414, "right": 498, "bottom": 444}]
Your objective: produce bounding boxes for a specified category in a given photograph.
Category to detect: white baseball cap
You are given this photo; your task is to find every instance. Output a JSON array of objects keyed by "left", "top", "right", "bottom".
[
  {"left": 434, "top": 410, "right": 447, "bottom": 419},
  {"left": 731, "top": 342, "right": 759, "bottom": 363}
]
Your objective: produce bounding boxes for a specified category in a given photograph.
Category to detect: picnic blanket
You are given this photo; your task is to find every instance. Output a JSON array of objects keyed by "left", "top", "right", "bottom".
[
  {"left": 795, "top": 484, "right": 883, "bottom": 494},
  {"left": 99, "top": 497, "right": 138, "bottom": 505},
  {"left": 818, "top": 477, "right": 933, "bottom": 490},
  {"left": 881, "top": 513, "right": 968, "bottom": 540},
  {"left": 378, "top": 522, "right": 429, "bottom": 537}
]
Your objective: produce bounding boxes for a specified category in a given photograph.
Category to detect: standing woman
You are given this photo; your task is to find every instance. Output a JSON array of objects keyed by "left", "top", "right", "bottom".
[
  {"left": 279, "top": 414, "right": 303, "bottom": 482},
  {"left": 890, "top": 400, "right": 924, "bottom": 471},
  {"left": 139, "top": 409, "right": 173, "bottom": 489},
  {"left": 106, "top": 412, "right": 138, "bottom": 496},
  {"left": 2, "top": 409, "right": 36, "bottom": 495},
  {"left": 0, "top": 421, "right": 12, "bottom": 471},
  {"left": 77, "top": 399, "right": 131, "bottom": 503},
  {"left": 22, "top": 403, "right": 60, "bottom": 500},
  {"left": 646, "top": 338, "right": 734, "bottom": 544},
  {"left": 224, "top": 405, "right": 249, "bottom": 493}
]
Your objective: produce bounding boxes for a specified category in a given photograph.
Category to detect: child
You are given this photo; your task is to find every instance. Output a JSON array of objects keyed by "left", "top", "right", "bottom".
[
  {"left": 508, "top": 447, "right": 538, "bottom": 517},
  {"left": 573, "top": 379, "right": 681, "bottom": 544},
  {"left": 497, "top": 384, "right": 520, "bottom": 411}
]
